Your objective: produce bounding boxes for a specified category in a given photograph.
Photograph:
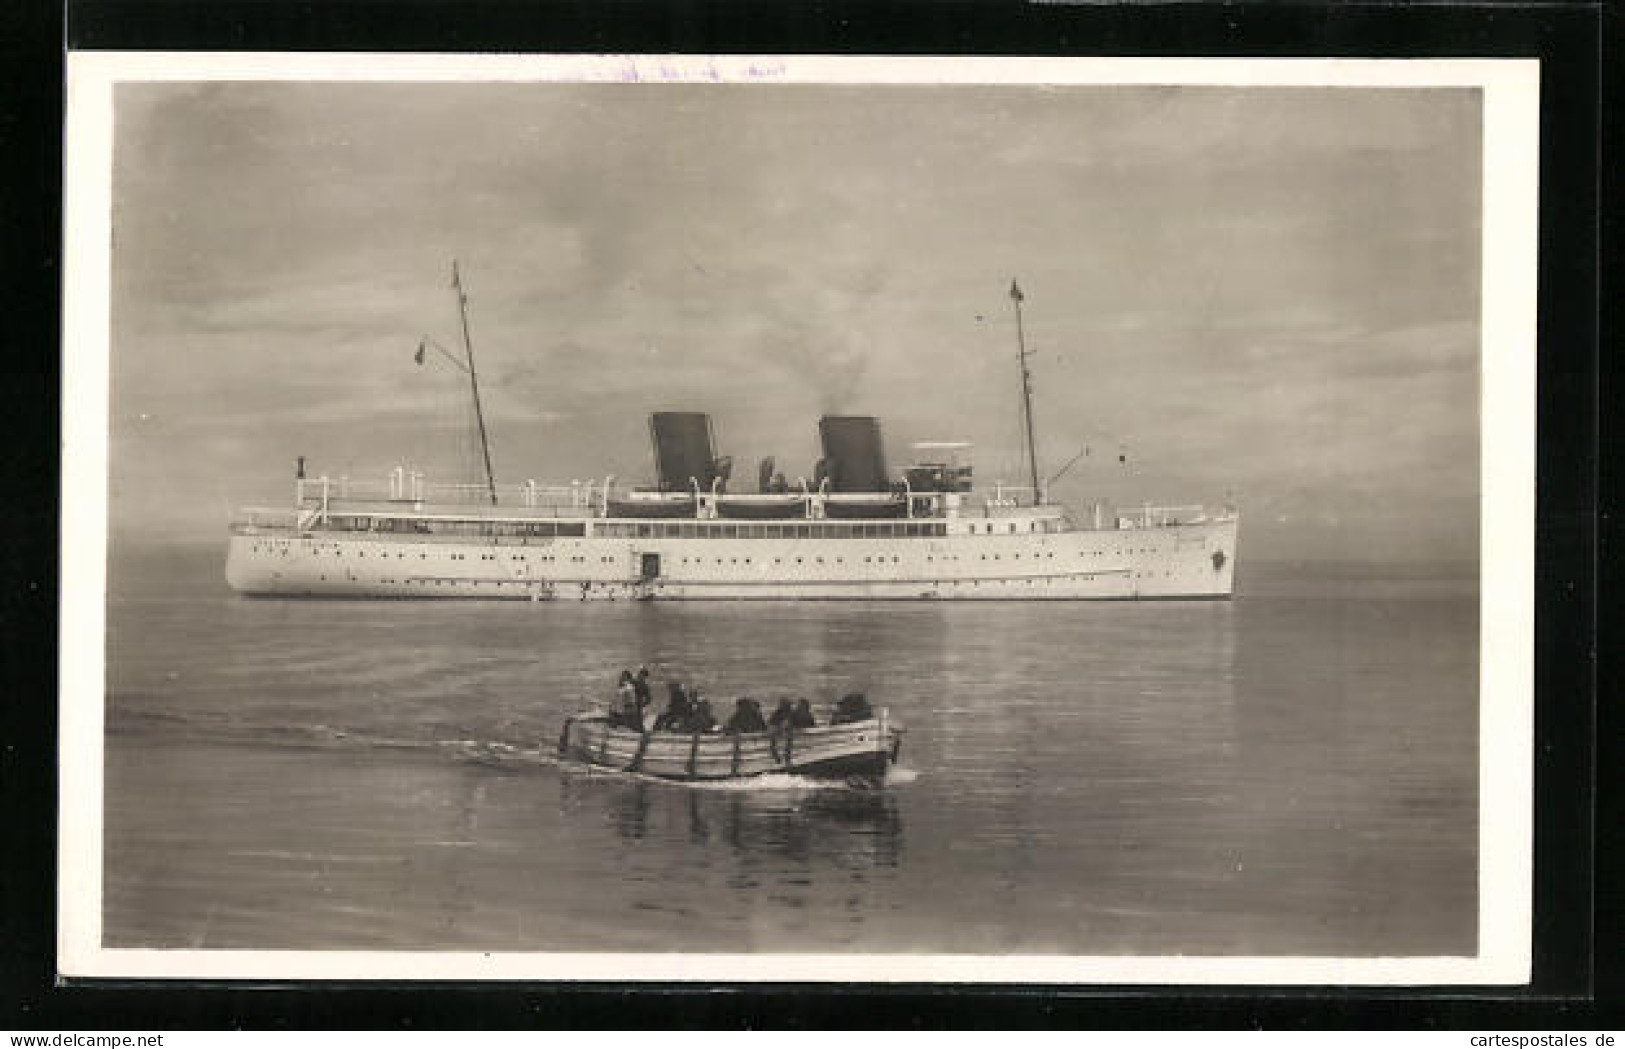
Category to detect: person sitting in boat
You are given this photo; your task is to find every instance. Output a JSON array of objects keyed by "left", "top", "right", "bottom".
[
  {"left": 830, "top": 691, "right": 872, "bottom": 725},
  {"left": 652, "top": 682, "right": 692, "bottom": 732},
  {"left": 608, "top": 669, "right": 644, "bottom": 731},
  {"left": 791, "top": 697, "right": 818, "bottom": 729},
  {"left": 723, "top": 697, "right": 768, "bottom": 735},
  {"left": 768, "top": 698, "right": 795, "bottom": 729},
  {"left": 686, "top": 693, "right": 717, "bottom": 733}
]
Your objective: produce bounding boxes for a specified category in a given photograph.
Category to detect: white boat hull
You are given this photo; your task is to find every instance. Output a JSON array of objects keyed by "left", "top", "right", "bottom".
[
  {"left": 559, "top": 713, "right": 902, "bottom": 781},
  {"left": 225, "top": 517, "right": 1237, "bottom": 600}
]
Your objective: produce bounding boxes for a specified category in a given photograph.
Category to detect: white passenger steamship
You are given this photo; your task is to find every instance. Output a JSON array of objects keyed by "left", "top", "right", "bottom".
[{"left": 225, "top": 273, "right": 1238, "bottom": 601}]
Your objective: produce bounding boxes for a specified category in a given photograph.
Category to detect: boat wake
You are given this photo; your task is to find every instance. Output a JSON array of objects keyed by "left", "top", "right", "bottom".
[
  {"left": 109, "top": 704, "right": 567, "bottom": 769},
  {"left": 558, "top": 757, "right": 915, "bottom": 793}
]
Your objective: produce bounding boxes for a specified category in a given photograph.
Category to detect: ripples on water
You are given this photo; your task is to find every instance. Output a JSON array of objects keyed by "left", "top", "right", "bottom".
[{"left": 102, "top": 547, "right": 1478, "bottom": 955}]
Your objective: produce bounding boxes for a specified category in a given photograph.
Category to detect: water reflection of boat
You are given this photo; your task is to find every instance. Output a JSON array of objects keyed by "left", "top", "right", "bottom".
[
  {"left": 568, "top": 774, "right": 905, "bottom": 871},
  {"left": 559, "top": 713, "right": 903, "bottom": 782},
  {"left": 720, "top": 789, "right": 903, "bottom": 870}
]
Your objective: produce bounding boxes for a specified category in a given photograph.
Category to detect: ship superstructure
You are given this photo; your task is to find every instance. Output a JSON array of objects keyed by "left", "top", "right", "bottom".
[{"left": 225, "top": 413, "right": 1237, "bottom": 600}]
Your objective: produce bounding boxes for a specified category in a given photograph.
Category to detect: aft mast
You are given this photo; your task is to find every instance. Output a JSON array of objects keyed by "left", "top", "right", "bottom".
[
  {"left": 1009, "top": 279, "right": 1043, "bottom": 504},
  {"left": 451, "top": 259, "right": 499, "bottom": 506}
]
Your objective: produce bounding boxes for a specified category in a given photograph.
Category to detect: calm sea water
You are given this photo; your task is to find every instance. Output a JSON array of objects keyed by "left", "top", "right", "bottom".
[{"left": 102, "top": 544, "right": 1478, "bottom": 956}]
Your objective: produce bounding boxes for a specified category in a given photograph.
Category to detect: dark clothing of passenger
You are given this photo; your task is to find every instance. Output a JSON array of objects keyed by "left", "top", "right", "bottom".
[
  {"left": 608, "top": 702, "right": 644, "bottom": 733},
  {"left": 790, "top": 699, "right": 817, "bottom": 729},
  {"left": 632, "top": 671, "right": 653, "bottom": 709},
  {"left": 609, "top": 673, "right": 643, "bottom": 731},
  {"left": 724, "top": 699, "right": 769, "bottom": 735},
  {"left": 768, "top": 700, "right": 795, "bottom": 728},
  {"left": 686, "top": 699, "right": 717, "bottom": 734},
  {"left": 653, "top": 683, "right": 692, "bottom": 733},
  {"left": 831, "top": 692, "right": 873, "bottom": 725}
]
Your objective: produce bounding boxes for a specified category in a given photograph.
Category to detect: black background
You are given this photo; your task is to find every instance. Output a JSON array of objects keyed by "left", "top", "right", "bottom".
[{"left": 1, "top": 0, "right": 1610, "bottom": 1030}]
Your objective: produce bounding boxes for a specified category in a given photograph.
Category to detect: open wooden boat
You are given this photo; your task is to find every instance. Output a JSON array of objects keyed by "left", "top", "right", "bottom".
[{"left": 558, "top": 711, "right": 903, "bottom": 781}]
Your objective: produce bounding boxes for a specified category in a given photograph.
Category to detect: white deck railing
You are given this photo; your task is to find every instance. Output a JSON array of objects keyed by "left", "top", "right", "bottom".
[
  {"left": 295, "top": 472, "right": 615, "bottom": 511},
  {"left": 281, "top": 469, "right": 1234, "bottom": 530},
  {"left": 232, "top": 507, "right": 299, "bottom": 530},
  {"left": 1115, "top": 504, "right": 1234, "bottom": 528}
]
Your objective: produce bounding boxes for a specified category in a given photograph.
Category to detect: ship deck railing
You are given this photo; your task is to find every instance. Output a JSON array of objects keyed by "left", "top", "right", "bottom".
[
  {"left": 275, "top": 472, "right": 1235, "bottom": 530},
  {"left": 295, "top": 474, "right": 602, "bottom": 511},
  {"left": 1114, "top": 504, "right": 1237, "bottom": 528},
  {"left": 232, "top": 507, "right": 301, "bottom": 531}
]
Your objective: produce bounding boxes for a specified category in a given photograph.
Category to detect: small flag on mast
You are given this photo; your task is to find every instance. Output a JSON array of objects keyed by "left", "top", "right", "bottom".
[
  {"left": 1009, "top": 279, "right": 1024, "bottom": 303},
  {"left": 414, "top": 339, "right": 427, "bottom": 366}
]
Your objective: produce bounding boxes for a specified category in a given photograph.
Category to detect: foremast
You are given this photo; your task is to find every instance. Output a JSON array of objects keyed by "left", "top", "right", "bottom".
[{"left": 451, "top": 259, "right": 499, "bottom": 506}]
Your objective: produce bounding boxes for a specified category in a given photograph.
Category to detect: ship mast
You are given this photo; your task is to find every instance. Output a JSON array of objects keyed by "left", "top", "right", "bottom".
[
  {"left": 1009, "top": 278, "right": 1042, "bottom": 504},
  {"left": 451, "top": 259, "right": 499, "bottom": 506}
]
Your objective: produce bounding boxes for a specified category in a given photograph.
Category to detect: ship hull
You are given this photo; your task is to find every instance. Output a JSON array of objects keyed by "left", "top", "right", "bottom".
[{"left": 225, "top": 517, "right": 1238, "bottom": 600}]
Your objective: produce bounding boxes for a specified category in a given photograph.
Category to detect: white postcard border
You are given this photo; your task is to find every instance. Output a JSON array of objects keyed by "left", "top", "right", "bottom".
[{"left": 59, "top": 51, "right": 1540, "bottom": 985}]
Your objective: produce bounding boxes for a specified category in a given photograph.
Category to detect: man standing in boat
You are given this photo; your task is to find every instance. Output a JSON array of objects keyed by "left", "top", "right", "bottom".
[{"left": 632, "top": 667, "right": 653, "bottom": 722}]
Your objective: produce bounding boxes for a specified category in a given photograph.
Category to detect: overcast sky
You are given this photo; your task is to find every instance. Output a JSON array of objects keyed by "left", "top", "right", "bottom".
[{"left": 107, "top": 81, "right": 1481, "bottom": 562}]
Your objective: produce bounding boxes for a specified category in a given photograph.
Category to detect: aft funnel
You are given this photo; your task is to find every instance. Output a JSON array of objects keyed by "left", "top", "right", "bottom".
[{"left": 818, "top": 415, "right": 890, "bottom": 493}]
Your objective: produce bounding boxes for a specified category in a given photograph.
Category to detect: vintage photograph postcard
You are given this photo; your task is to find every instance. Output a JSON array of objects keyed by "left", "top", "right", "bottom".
[{"left": 59, "top": 53, "right": 1537, "bottom": 983}]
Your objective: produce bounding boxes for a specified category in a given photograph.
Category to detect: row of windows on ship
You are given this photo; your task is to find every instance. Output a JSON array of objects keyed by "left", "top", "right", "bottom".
[
  {"left": 249, "top": 544, "right": 1132, "bottom": 564},
  {"left": 316, "top": 516, "right": 1064, "bottom": 539}
]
